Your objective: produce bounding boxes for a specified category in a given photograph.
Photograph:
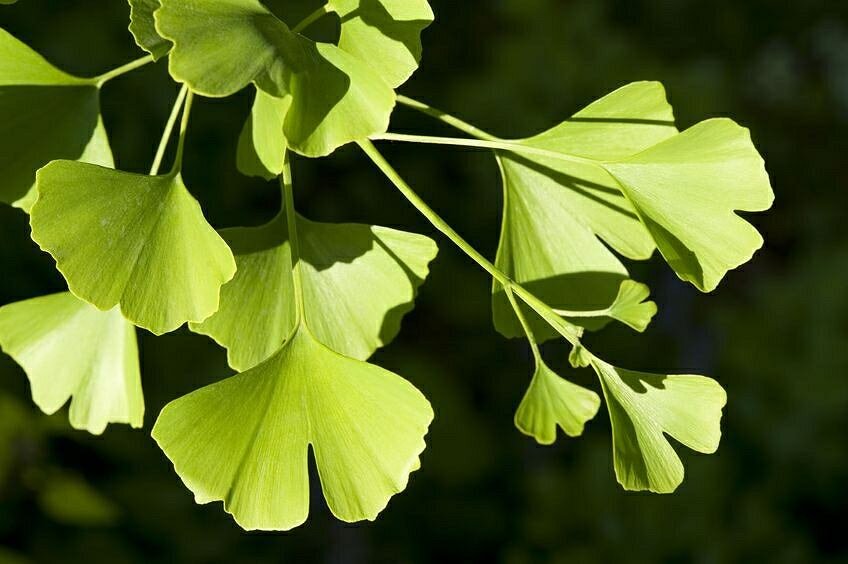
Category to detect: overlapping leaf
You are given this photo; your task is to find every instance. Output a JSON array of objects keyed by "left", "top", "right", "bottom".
[
  {"left": 128, "top": 0, "right": 170, "bottom": 60},
  {"left": 155, "top": 0, "right": 397, "bottom": 156},
  {"left": 591, "top": 358, "right": 726, "bottom": 493},
  {"left": 154, "top": 326, "right": 432, "bottom": 531},
  {"left": 492, "top": 82, "right": 672, "bottom": 340},
  {"left": 192, "top": 210, "right": 438, "bottom": 370},
  {"left": 236, "top": 89, "right": 290, "bottom": 180},
  {"left": 0, "top": 292, "right": 142, "bottom": 435},
  {"left": 30, "top": 161, "right": 236, "bottom": 335},
  {"left": 0, "top": 29, "right": 113, "bottom": 208}
]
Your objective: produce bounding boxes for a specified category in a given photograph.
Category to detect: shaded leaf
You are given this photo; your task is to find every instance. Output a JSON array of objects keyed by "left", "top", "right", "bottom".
[
  {"left": 592, "top": 358, "right": 726, "bottom": 493},
  {"left": 0, "top": 292, "right": 142, "bottom": 435},
  {"left": 153, "top": 326, "right": 432, "bottom": 531},
  {"left": 236, "top": 88, "right": 289, "bottom": 179},
  {"left": 128, "top": 0, "right": 171, "bottom": 60},
  {"left": 30, "top": 162, "right": 236, "bottom": 335}
]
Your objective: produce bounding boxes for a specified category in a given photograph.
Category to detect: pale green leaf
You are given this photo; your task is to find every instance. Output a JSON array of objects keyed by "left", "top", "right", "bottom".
[
  {"left": 604, "top": 118, "right": 774, "bottom": 292},
  {"left": 236, "top": 88, "right": 290, "bottom": 179},
  {"left": 30, "top": 162, "right": 236, "bottom": 335},
  {"left": 330, "top": 0, "right": 434, "bottom": 88},
  {"left": 192, "top": 211, "right": 437, "bottom": 370},
  {"left": 0, "top": 29, "right": 113, "bottom": 205},
  {"left": 492, "top": 82, "right": 674, "bottom": 340},
  {"left": 155, "top": 0, "right": 396, "bottom": 156},
  {"left": 514, "top": 361, "right": 600, "bottom": 445},
  {"left": 551, "top": 280, "right": 657, "bottom": 333},
  {"left": 592, "top": 358, "right": 726, "bottom": 493},
  {"left": 0, "top": 292, "right": 142, "bottom": 435},
  {"left": 128, "top": 0, "right": 171, "bottom": 60},
  {"left": 153, "top": 326, "right": 432, "bottom": 531}
]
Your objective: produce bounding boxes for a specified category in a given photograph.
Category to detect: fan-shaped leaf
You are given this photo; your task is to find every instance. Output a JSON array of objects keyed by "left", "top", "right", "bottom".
[
  {"left": 0, "top": 292, "right": 142, "bottom": 435},
  {"left": 128, "top": 0, "right": 170, "bottom": 60},
  {"left": 30, "top": 162, "right": 236, "bottom": 335},
  {"left": 153, "top": 326, "right": 432, "bottom": 531},
  {"left": 236, "top": 88, "right": 289, "bottom": 179},
  {"left": 592, "top": 358, "right": 726, "bottom": 493}
]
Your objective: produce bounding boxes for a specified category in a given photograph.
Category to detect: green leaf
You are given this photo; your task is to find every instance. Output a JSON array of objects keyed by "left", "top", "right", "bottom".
[
  {"left": 514, "top": 360, "right": 600, "bottom": 445},
  {"left": 153, "top": 326, "right": 432, "bottom": 531},
  {"left": 128, "top": 0, "right": 171, "bottom": 60},
  {"left": 492, "top": 82, "right": 674, "bottom": 340},
  {"left": 192, "top": 211, "right": 437, "bottom": 371},
  {"left": 603, "top": 118, "right": 774, "bottom": 292},
  {"left": 0, "top": 292, "right": 142, "bottom": 435},
  {"left": 0, "top": 29, "right": 113, "bottom": 206},
  {"left": 236, "top": 88, "right": 290, "bottom": 180},
  {"left": 329, "top": 0, "right": 434, "bottom": 89},
  {"left": 592, "top": 358, "right": 726, "bottom": 493},
  {"left": 0, "top": 1, "right": 19, "bottom": 5},
  {"left": 155, "top": 0, "right": 396, "bottom": 156},
  {"left": 551, "top": 280, "right": 657, "bottom": 333},
  {"left": 30, "top": 162, "right": 236, "bottom": 335}
]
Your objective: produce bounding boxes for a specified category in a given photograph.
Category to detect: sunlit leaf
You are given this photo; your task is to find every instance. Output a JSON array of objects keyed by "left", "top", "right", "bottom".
[
  {"left": 153, "top": 326, "right": 432, "bottom": 531},
  {"left": 192, "top": 210, "right": 437, "bottom": 370},
  {"left": 592, "top": 358, "right": 726, "bottom": 493},
  {"left": 552, "top": 280, "right": 657, "bottom": 333},
  {"left": 514, "top": 360, "right": 600, "bottom": 445},
  {"left": 128, "top": 0, "right": 171, "bottom": 60},
  {"left": 156, "top": 0, "right": 395, "bottom": 156},
  {"left": 493, "top": 82, "right": 673, "bottom": 340},
  {"left": 603, "top": 119, "right": 774, "bottom": 292},
  {"left": 0, "top": 292, "right": 142, "bottom": 435},
  {"left": 236, "top": 88, "right": 289, "bottom": 180},
  {"left": 30, "top": 161, "right": 236, "bottom": 335},
  {"left": 0, "top": 29, "right": 113, "bottom": 206},
  {"left": 329, "top": 0, "right": 434, "bottom": 88}
]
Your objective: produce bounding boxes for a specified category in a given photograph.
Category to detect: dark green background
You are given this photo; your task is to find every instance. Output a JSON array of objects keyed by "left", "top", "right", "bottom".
[{"left": 1, "top": 1, "right": 846, "bottom": 562}]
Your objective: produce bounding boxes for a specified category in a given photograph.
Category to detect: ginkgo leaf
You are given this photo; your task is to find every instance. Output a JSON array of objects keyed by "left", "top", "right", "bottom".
[
  {"left": 492, "top": 82, "right": 674, "bottom": 340},
  {"left": 603, "top": 119, "right": 774, "bottom": 292},
  {"left": 0, "top": 292, "right": 142, "bottom": 435},
  {"left": 552, "top": 280, "right": 657, "bottom": 333},
  {"left": 591, "top": 358, "right": 726, "bottom": 493},
  {"left": 0, "top": 1, "right": 19, "bottom": 5},
  {"left": 514, "top": 361, "right": 600, "bottom": 445},
  {"left": 153, "top": 326, "right": 432, "bottom": 531},
  {"left": 0, "top": 29, "right": 113, "bottom": 206},
  {"left": 329, "top": 0, "right": 434, "bottom": 89},
  {"left": 30, "top": 161, "right": 236, "bottom": 335},
  {"left": 236, "top": 88, "right": 289, "bottom": 180},
  {"left": 192, "top": 211, "right": 437, "bottom": 371},
  {"left": 128, "top": 0, "right": 171, "bottom": 60},
  {"left": 155, "top": 0, "right": 396, "bottom": 156}
]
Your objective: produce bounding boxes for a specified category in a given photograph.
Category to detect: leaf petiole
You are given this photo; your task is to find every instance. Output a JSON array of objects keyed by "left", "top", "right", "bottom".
[
  {"left": 94, "top": 55, "right": 154, "bottom": 88},
  {"left": 396, "top": 95, "right": 499, "bottom": 141},
  {"left": 150, "top": 85, "right": 189, "bottom": 176},
  {"left": 504, "top": 286, "right": 542, "bottom": 363},
  {"left": 171, "top": 90, "right": 195, "bottom": 174},
  {"left": 292, "top": 4, "right": 334, "bottom": 33},
  {"left": 281, "top": 154, "right": 307, "bottom": 324}
]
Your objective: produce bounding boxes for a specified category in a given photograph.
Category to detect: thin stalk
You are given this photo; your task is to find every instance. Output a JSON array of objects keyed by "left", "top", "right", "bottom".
[
  {"left": 94, "top": 55, "right": 154, "bottom": 87},
  {"left": 370, "top": 132, "right": 596, "bottom": 166},
  {"left": 505, "top": 287, "right": 542, "bottom": 363},
  {"left": 281, "top": 154, "right": 306, "bottom": 324},
  {"left": 171, "top": 90, "right": 195, "bottom": 174},
  {"left": 358, "top": 139, "right": 583, "bottom": 346},
  {"left": 150, "top": 85, "right": 189, "bottom": 176},
  {"left": 396, "top": 95, "right": 499, "bottom": 141},
  {"left": 293, "top": 4, "right": 333, "bottom": 33}
]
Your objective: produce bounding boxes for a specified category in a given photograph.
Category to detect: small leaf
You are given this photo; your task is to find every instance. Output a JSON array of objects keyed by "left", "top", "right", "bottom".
[
  {"left": 604, "top": 118, "right": 774, "bottom": 292},
  {"left": 0, "top": 292, "right": 142, "bottom": 435},
  {"left": 592, "top": 358, "right": 726, "bottom": 493},
  {"left": 606, "top": 280, "right": 657, "bottom": 332},
  {"left": 128, "top": 0, "right": 171, "bottom": 60},
  {"left": 568, "top": 344, "right": 592, "bottom": 369},
  {"left": 515, "top": 361, "right": 600, "bottom": 445},
  {"left": 330, "top": 0, "right": 435, "bottom": 88},
  {"left": 30, "top": 162, "right": 236, "bottom": 335},
  {"left": 156, "top": 0, "right": 396, "bottom": 156},
  {"left": 0, "top": 29, "right": 113, "bottom": 206},
  {"left": 236, "top": 88, "right": 289, "bottom": 180},
  {"left": 493, "top": 82, "right": 674, "bottom": 340},
  {"left": 192, "top": 211, "right": 437, "bottom": 370},
  {"left": 153, "top": 326, "right": 432, "bottom": 531}
]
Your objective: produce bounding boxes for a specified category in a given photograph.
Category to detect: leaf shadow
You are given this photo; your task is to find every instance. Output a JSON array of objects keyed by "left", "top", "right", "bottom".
[{"left": 338, "top": 0, "right": 433, "bottom": 60}]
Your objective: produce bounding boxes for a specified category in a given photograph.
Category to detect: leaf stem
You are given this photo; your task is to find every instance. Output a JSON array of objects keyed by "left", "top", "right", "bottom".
[
  {"left": 94, "top": 55, "right": 154, "bottom": 87},
  {"left": 505, "top": 286, "right": 542, "bottom": 363},
  {"left": 396, "top": 95, "right": 499, "bottom": 141},
  {"left": 171, "top": 90, "right": 194, "bottom": 174},
  {"left": 357, "top": 139, "right": 583, "bottom": 346},
  {"left": 281, "top": 155, "right": 306, "bottom": 324},
  {"left": 150, "top": 85, "right": 189, "bottom": 176},
  {"left": 370, "top": 132, "right": 595, "bottom": 166},
  {"left": 293, "top": 4, "right": 333, "bottom": 33}
]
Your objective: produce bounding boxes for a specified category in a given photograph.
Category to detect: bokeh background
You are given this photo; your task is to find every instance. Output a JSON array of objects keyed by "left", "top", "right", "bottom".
[{"left": 1, "top": 1, "right": 847, "bottom": 562}]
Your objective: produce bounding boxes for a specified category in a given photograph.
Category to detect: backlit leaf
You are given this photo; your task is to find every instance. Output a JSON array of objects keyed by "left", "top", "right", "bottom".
[
  {"left": 236, "top": 88, "right": 289, "bottom": 180},
  {"left": 0, "top": 292, "right": 142, "bottom": 435},
  {"left": 128, "top": 0, "right": 171, "bottom": 60},
  {"left": 30, "top": 162, "right": 236, "bottom": 335}
]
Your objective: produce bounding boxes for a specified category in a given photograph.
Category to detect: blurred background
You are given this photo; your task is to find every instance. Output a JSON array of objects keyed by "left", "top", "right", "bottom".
[{"left": 1, "top": 0, "right": 846, "bottom": 562}]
